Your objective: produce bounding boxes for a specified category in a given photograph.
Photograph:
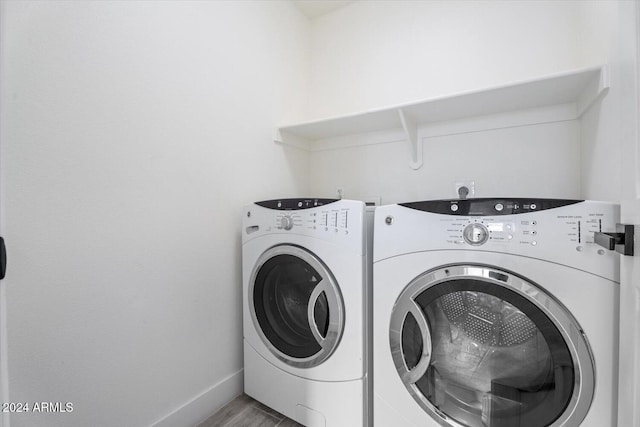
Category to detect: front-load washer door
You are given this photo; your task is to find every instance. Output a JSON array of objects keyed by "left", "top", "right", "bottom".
[
  {"left": 389, "top": 264, "right": 594, "bottom": 427},
  {"left": 249, "top": 244, "right": 344, "bottom": 369}
]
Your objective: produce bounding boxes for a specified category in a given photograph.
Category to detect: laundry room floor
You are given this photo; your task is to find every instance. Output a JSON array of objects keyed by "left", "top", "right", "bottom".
[{"left": 197, "top": 394, "right": 303, "bottom": 427}]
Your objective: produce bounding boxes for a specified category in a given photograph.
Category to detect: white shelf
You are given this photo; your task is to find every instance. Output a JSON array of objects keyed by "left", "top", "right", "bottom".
[{"left": 274, "top": 65, "right": 609, "bottom": 169}]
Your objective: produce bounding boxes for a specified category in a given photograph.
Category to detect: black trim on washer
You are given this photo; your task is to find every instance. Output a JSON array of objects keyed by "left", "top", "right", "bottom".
[{"left": 256, "top": 198, "right": 339, "bottom": 210}]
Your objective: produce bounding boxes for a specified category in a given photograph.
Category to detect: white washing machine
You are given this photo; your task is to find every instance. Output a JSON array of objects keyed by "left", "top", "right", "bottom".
[
  {"left": 243, "top": 198, "right": 373, "bottom": 427},
  {"left": 373, "top": 199, "right": 619, "bottom": 427}
]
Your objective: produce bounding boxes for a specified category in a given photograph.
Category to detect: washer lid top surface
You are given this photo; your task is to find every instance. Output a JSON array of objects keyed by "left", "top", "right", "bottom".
[
  {"left": 249, "top": 244, "right": 344, "bottom": 369},
  {"left": 389, "top": 264, "right": 594, "bottom": 427}
]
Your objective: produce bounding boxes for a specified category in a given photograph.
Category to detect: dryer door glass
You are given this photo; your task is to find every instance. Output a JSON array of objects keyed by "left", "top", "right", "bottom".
[
  {"left": 390, "top": 265, "right": 594, "bottom": 427},
  {"left": 251, "top": 245, "right": 344, "bottom": 368}
]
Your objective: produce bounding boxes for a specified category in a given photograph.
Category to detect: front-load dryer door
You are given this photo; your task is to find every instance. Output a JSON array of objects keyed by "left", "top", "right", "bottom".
[
  {"left": 249, "top": 244, "right": 344, "bottom": 369},
  {"left": 389, "top": 264, "right": 594, "bottom": 427}
]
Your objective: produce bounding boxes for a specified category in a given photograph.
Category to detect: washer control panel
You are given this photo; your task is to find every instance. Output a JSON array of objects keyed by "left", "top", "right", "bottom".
[
  {"left": 243, "top": 198, "right": 365, "bottom": 248},
  {"left": 274, "top": 206, "right": 352, "bottom": 235},
  {"left": 279, "top": 215, "right": 295, "bottom": 231},
  {"left": 256, "top": 198, "right": 339, "bottom": 210}
]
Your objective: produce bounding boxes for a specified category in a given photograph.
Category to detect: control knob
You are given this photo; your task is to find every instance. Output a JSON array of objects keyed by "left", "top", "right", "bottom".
[
  {"left": 463, "top": 223, "right": 489, "bottom": 246},
  {"left": 280, "top": 216, "right": 294, "bottom": 231}
]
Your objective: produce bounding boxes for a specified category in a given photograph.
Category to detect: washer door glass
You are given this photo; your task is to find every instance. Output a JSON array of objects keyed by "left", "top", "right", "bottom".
[
  {"left": 251, "top": 245, "right": 344, "bottom": 368},
  {"left": 390, "top": 265, "right": 594, "bottom": 427}
]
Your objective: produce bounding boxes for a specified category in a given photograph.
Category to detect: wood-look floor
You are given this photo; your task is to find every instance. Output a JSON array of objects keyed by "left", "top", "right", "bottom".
[{"left": 197, "top": 394, "right": 304, "bottom": 427}]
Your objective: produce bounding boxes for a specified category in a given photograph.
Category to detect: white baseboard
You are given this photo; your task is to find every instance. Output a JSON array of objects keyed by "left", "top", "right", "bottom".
[{"left": 151, "top": 369, "right": 244, "bottom": 427}]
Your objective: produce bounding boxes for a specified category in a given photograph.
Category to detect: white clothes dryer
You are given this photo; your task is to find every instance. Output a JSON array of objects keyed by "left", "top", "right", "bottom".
[
  {"left": 243, "top": 198, "right": 373, "bottom": 427},
  {"left": 373, "top": 199, "right": 619, "bottom": 427}
]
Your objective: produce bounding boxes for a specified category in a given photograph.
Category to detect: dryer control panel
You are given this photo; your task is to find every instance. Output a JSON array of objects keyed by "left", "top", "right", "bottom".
[
  {"left": 438, "top": 214, "right": 605, "bottom": 247},
  {"left": 400, "top": 198, "right": 610, "bottom": 248},
  {"left": 376, "top": 199, "right": 620, "bottom": 280},
  {"left": 401, "top": 198, "right": 582, "bottom": 216}
]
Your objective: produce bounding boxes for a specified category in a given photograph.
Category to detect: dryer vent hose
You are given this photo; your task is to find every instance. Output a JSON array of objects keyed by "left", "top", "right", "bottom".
[{"left": 458, "top": 186, "right": 470, "bottom": 200}]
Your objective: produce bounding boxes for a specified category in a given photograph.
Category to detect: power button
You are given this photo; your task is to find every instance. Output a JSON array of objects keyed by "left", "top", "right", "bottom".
[{"left": 495, "top": 203, "right": 504, "bottom": 212}]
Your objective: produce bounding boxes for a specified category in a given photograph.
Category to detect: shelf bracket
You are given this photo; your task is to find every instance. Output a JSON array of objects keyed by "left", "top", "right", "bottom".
[
  {"left": 398, "top": 108, "right": 422, "bottom": 170},
  {"left": 273, "top": 128, "right": 312, "bottom": 151},
  {"left": 576, "top": 64, "right": 610, "bottom": 117}
]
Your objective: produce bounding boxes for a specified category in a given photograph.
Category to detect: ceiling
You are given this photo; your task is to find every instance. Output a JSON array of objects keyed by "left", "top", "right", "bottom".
[{"left": 291, "top": 0, "right": 354, "bottom": 19}]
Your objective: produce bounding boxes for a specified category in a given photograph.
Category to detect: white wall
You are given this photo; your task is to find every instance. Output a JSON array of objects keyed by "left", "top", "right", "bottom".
[
  {"left": 0, "top": 2, "right": 309, "bottom": 426},
  {"left": 305, "top": 1, "right": 616, "bottom": 203},
  {"left": 308, "top": 0, "right": 603, "bottom": 119},
  {"left": 580, "top": 1, "right": 634, "bottom": 202},
  {"left": 310, "top": 121, "right": 581, "bottom": 204}
]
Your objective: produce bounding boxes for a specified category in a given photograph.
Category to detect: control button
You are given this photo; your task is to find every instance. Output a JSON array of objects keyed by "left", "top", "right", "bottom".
[
  {"left": 298, "top": 201, "right": 303, "bottom": 208},
  {"left": 450, "top": 204, "right": 459, "bottom": 212},
  {"left": 495, "top": 203, "right": 504, "bottom": 212},
  {"left": 576, "top": 246, "right": 583, "bottom": 252},
  {"left": 463, "top": 223, "right": 489, "bottom": 246},
  {"left": 531, "top": 230, "right": 537, "bottom": 235},
  {"left": 530, "top": 204, "right": 537, "bottom": 210},
  {"left": 507, "top": 234, "right": 513, "bottom": 240},
  {"left": 531, "top": 220, "right": 537, "bottom": 226},
  {"left": 277, "top": 202, "right": 282, "bottom": 208},
  {"left": 598, "top": 249, "right": 605, "bottom": 255},
  {"left": 531, "top": 241, "right": 537, "bottom": 246}
]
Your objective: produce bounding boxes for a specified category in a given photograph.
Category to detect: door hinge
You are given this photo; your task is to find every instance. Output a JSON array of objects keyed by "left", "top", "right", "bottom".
[
  {"left": 595, "top": 224, "right": 634, "bottom": 256},
  {"left": 0, "top": 237, "right": 5, "bottom": 279}
]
